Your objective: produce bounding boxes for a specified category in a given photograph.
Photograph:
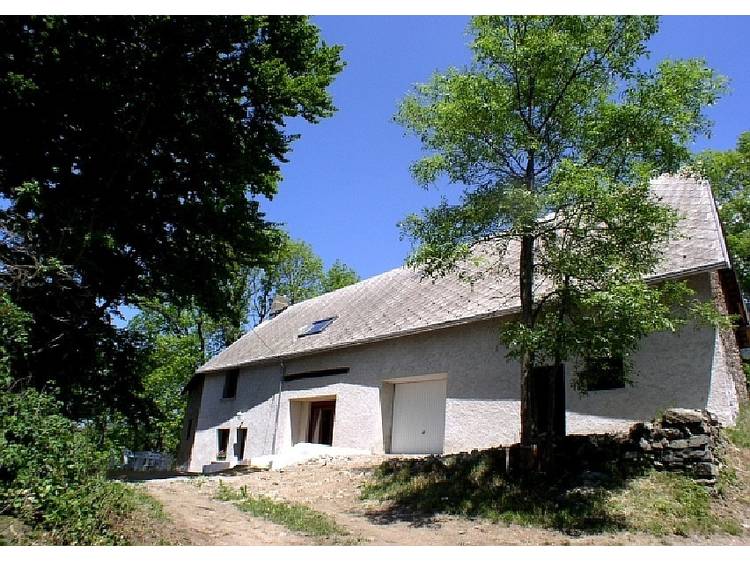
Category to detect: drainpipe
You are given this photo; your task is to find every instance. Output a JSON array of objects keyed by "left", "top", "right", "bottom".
[{"left": 271, "top": 360, "right": 285, "bottom": 455}]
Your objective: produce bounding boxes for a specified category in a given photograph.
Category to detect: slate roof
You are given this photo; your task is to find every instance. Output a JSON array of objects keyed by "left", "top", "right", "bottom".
[{"left": 197, "top": 175, "right": 730, "bottom": 374}]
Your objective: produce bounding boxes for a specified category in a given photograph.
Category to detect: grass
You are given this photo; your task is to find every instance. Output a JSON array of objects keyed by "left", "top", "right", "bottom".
[
  {"left": 726, "top": 403, "right": 750, "bottom": 449},
  {"left": 107, "top": 485, "right": 188, "bottom": 545},
  {"left": 608, "top": 471, "right": 740, "bottom": 536},
  {"left": 361, "top": 455, "right": 619, "bottom": 533},
  {"left": 361, "top": 449, "right": 743, "bottom": 537},
  {"left": 215, "top": 481, "right": 350, "bottom": 541}
]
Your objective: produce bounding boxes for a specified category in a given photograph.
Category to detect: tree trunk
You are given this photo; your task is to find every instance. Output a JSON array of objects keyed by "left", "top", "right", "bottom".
[
  {"left": 519, "top": 149, "right": 537, "bottom": 446},
  {"left": 519, "top": 234, "right": 536, "bottom": 446}
]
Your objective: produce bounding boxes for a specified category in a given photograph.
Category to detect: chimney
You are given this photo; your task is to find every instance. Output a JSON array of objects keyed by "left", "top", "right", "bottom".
[{"left": 268, "top": 294, "right": 290, "bottom": 320}]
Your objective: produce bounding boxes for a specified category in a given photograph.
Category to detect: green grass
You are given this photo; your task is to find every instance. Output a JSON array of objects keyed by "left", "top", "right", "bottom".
[
  {"left": 123, "top": 486, "right": 170, "bottom": 523},
  {"left": 361, "top": 452, "right": 742, "bottom": 537},
  {"left": 215, "top": 481, "right": 349, "bottom": 540},
  {"left": 608, "top": 471, "right": 741, "bottom": 536},
  {"left": 726, "top": 403, "right": 750, "bottom": 449},
  {"left": 107, "top": 485, "right": 185, "bottom": 545}
]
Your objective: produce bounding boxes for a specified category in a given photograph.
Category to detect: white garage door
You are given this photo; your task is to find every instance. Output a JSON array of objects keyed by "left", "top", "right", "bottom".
[{"left": 391, "top": 379, "right": 447, "bottom": 454}]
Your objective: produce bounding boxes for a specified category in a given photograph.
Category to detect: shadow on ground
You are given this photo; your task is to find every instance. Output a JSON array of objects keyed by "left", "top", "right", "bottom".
[
  {"left": 108, "top": 469, "right": 199, "bottom": 482},
  {"left": 361, "top": 447, "right": 640, "bottom": 534}
]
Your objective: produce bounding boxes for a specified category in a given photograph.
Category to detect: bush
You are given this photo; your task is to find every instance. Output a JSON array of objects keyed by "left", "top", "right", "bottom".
[{"left": 0, "top": 378, "right": 137, "bottom": 544}]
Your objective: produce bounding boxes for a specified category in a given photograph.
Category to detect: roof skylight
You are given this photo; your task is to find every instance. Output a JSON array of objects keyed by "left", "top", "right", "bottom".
[{"left": 299, "top": 316, "right": 336, "bottom": 338}]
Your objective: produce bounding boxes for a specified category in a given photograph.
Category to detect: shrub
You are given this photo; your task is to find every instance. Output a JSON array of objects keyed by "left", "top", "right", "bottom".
[{"left": 0, "top": 378, "right": 136, "bottom": 544}]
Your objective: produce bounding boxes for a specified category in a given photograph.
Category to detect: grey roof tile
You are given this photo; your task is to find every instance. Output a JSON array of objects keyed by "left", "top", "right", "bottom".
[{"left": 198, "top": 175, "right": 730, "bottom": 373}]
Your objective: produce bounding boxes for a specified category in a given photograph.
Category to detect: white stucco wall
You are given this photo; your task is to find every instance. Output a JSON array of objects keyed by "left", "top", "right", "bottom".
[{"left": 186, "top": 271, "right": 742, "bottom": 472}]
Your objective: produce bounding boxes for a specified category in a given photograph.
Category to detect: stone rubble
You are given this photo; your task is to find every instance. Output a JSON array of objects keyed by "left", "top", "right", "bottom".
[{"left": 627, "top": 408, "right": 722, "bottom": 484}]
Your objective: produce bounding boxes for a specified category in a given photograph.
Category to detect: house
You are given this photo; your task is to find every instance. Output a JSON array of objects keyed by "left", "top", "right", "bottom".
[{"left": 178, "top": 175, "right": 749, "bottom": 473}]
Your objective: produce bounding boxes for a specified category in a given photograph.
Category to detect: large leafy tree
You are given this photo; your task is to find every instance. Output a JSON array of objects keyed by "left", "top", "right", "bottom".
[
  {"left": 397, "top": 16, "right": 725, "bottom": 447},
  {"left": 695, "top": 131, "right": 750, "bottom": 293},
  {"left": 0, "top": 16, "right": 343, "bottom": 420}
]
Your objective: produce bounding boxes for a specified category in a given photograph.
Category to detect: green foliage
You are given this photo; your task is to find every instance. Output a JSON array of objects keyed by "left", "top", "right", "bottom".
[
  {"left": 726, "top": 403, "right": 750, "bottom": 449},
  {"left": 215, "top": 481, "right": 348, "bottom": 538},
  {"left": 126, "top": 302, "right": 209, "bottom": 452},
  {"left": 0, "top": 292, "right": 30, "bottom": 374},
  {"left": 0, "top": 15, "right": 343, "bottom": 316},
  {"left": 272, "top": 238, "right": 327, "bottom": 305},
  {"left": 0, "top": 376, "right": 139, "bottom": 544},
  {"left": 247, "top": 232, "right": 359, "bottom": 325},
  {"left": 322, "top": 259, "right": 361, "bottom": 293},
  {"left": 695, "top": 131, "right": 750, "bottom": 292},
  {"left": 0, "top": 15, "right": 343, "bottom": 424},
  {"left": 396, "top": 16, "right": 727, "bottom": 411}
]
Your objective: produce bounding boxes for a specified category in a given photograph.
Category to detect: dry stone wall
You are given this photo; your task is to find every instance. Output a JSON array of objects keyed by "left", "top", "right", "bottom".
[{"left": 626, "top": 408, "right": 722, "bottom": 483}]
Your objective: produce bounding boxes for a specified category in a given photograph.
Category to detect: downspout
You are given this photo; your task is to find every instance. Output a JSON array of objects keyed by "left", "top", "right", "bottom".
[{"left": 271, "top": 360, "right": 285, "bottom": 455}]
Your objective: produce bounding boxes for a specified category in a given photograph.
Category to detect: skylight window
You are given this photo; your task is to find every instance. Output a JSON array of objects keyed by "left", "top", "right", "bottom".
[{"left": 299, "top": 316, "right": 336, "bottom": 337}]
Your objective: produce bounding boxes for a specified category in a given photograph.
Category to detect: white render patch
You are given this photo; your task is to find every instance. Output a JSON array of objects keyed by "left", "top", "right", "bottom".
[
  {"left": 250, "top": 443, "right": 370, "bottom": 470},
  {"left": 707, "top": 329, "right": 741, "bottom": 425}
]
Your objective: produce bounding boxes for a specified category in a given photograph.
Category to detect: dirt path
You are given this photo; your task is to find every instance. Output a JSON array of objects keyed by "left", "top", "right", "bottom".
[
  {"left": 139, "top": 454, "right": 750, "bottom": 546},
  {"left": 143, "top": 479, "right": 313, "bottom": 546}
]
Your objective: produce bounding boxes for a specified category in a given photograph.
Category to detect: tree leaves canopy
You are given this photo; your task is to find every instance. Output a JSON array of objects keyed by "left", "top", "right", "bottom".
[
  {"left": 396, "top": 16, "right": 726, "bottom": 402},
  {"left": 695, "top": 131, "right": 750, "bottom": 293},
  {"left": 0, "top": 16, "right": 343, "bottom": 422},
  {"left": 0, "top": 16, "right": 343, "bottom": 315}
]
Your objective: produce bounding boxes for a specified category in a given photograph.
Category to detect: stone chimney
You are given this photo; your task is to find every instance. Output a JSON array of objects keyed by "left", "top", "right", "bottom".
[{"left": 268, "top": 294, "right": 290, "bottom": 320}]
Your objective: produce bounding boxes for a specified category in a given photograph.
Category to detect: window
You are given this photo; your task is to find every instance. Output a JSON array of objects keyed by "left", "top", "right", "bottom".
[
  {"left": 217, "top": 429, "right": 230, "bottom": 460},
  {"left": 298, "top": 316, "right": 336, "bottom": 337},
  {"left": 185, "top": 418, "right": 193, "bottom": 438},
  {"left": 222, "top": 369, "right": 239, "bottom": 399},
  {"left": 578, "top": 355, "right": 625, "bottom": 391}
]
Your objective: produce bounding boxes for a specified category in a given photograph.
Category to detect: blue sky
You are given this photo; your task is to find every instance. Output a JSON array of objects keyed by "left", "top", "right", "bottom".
[
  {"left": 264, "top": 15, "right": 750, "bottom": 280},
  {"left": 117, "top": 16, "right": 749, "bottom": 326}
]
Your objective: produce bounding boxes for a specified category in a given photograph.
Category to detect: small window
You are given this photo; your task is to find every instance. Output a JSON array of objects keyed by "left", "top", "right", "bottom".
[
  {"left": 298, "top": 316, "right": 336, "bottom": 338},
  {"left": 578, "top": 355, "right": 626, "bottom": 391},
  {"left": 222, "top": 369, "right": 239, "bottom": 399},
  {"left": 217, "top": 429, "right": 230, "bottom": 460},
  {"left": 186, "top": 418, "right": 193, "bottom": 438}
]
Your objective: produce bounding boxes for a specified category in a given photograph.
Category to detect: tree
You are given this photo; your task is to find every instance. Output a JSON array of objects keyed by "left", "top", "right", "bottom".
[
  {"left": 695, "top": 131, "right": 750, "bottom": 293},
  {"left": 396, "top": 16, "right": 725, "bottom": 448},
  {"left": 0, "top": 16, "right": 343, "bottom": 420},
  {"left": 126, "top": 302, "right": 210, "bottom": 452},
  {"left": 323, "top": 259, "right": 361, "bottom": 293},
  {"left": 128, "top": 237, "right": 360, "bottom": 450},
  {"left": 247, "top": 233, "right": 359, "bottom": 326}
]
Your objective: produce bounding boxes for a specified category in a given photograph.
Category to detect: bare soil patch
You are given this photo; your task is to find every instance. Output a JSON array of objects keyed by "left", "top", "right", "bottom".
[
  {"left": 141, "top": 452, "right": 750, "bottom": 546},
  {"left": 143, "top": 479, "right": 313, "bottom": 545}
]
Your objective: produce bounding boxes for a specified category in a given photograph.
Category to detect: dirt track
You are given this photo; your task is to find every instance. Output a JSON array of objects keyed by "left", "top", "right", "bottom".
[{"left": 140, "top": 454, "right": 750, "bottom": 546}]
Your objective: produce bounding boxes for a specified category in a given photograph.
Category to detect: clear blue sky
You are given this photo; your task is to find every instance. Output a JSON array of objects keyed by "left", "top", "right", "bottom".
[
  {"left": 264, "top": 15, "right": 750, "bottom": 280},
  {"left": 116, "top": 15, "right": 750, "bottom": 326}
]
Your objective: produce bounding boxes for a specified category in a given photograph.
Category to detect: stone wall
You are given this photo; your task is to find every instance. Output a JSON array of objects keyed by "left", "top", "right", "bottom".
[
  {"left": 711, "top": 270, "right": 749, "bottom": 404},
  {"left": 626, "top": 408, "right": 722, "bottom": 483},
  {"left": 385, "top": 408, "right": 725, "bottom": 487}
]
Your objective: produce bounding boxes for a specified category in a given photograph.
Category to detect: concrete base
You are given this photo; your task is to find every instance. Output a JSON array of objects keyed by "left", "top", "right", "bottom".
[{"left": 202, "top": 461, "right": 230, "bottom": 474}]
